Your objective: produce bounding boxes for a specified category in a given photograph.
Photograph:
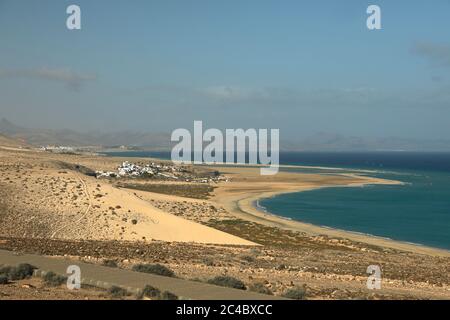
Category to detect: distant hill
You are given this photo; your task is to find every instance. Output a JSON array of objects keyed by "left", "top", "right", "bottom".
[
  {"left": 1, "top": 118, "right": 450, "bottom": 151},
  {"left": 0, "top": 118, "right": 26, "bottom": 135},
  {"left": 0, "top": 117, "right": 171, "bottom": 149},
  {"left": 0, "top": 133, "right": 31, "bottom": 148},
  {"left": 282, "top": 132, "right": 450, "bottom": 152}
]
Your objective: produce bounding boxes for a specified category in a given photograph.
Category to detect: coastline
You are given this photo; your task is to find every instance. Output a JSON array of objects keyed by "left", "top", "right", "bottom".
[
  {"left": 2, "top": 147, "right": 450, "bottom": 299},
  {"left": 61, "top": 149, "right": 450, "bottom": 257},
  {"left": 210, "top": 166, "right": 450, "bottom": 257},
  {"left": 242, "top": 189, "right": 450, "bottom": 257}
]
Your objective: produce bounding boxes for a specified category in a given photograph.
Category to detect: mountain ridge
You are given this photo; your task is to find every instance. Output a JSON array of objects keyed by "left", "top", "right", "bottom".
[{"left": 1, "top": 118, "right": 450, "bottom": 151}]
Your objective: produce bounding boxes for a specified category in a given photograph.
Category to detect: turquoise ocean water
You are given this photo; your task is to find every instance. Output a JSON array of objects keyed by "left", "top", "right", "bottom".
[
  {"left": 261, "top": 152, "right": 450, "bottom": 250},
  {"left": 105, "top": 151, "right": 450, "bottom": 250}
]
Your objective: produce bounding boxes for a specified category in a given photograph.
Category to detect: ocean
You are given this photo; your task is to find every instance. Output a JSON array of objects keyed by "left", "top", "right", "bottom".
[{"left": 104, "top": 151, "right": 450, "bottom": 250}]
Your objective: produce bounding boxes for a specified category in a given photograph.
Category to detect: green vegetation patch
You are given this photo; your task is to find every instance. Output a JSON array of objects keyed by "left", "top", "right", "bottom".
[
  {"left": 282, "top": 286, "right": 307, "bottom": 300},
  {"left": 43, "top": 271, "right": 67, "bottom": 287},
  {"left": 139, "top": 285, "right": 161, "bottom": 299},
  {"left": 117, "top": 183, "right": 215, "bottom": 199},
  {"left": 161, "top": 291, "right": 178, "bottom": 300},
  {"left": 248, "top": 282, "right": 273, "bottom": 295},
  {"left": 0, "top": 275, "right": 8, "bottom": 285},
  {"left": 207, "top": 275, "right": 246, "bottom": 290},
  {"left": 108, "top": 285, "right": 129, "bottom": 298},
  {"left": 0, "top": 263, "right": 37, "bottom": 281},
  {"left": 132, "top": 263, "right": 175, "bottom": 277}
]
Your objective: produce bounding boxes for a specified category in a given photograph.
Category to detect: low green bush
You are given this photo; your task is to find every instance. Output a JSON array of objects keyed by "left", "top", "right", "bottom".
[
  {"left": 282, "top": 286, "right": 307, "bottom": 300},
  {"left": 132, "top": 264, "right": 175, "bottom": 277},
  {"left": 43, "top": 271, "right": 67, "bottom": 286},
  {"left": 248, "top": 282, "right": 273, "bottom": 295},
  {"left": 0, "top": 266, "right": 12, "bottom": 276},
  {"left": 139, "top": 285, "right": 161, "bottom": 299},
  {"left": 108, "top": 286, "right": 129, "bottom": 298},
  {"left": 0, "top": 264, "right": 36, "bottom": 281},
  {"left": 207, "top": 276, "right": 246, "bottom": 290},
  {"left": 161, "top": 291, "right": 178, "bottom": 300},
  {"left": 12, "top": 264, "right": 37, "bottom": 280},
  {"left": 0, "top": 275, "right": 8, "bottom": 285}
]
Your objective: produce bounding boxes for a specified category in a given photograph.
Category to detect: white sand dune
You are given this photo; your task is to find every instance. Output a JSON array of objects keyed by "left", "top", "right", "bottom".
[{"left": 81, "top": 179, "right": 257, "bottom": 246}]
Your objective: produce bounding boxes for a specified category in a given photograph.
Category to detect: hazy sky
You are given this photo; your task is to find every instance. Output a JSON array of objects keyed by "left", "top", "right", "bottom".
[{"left": 1, "top": 0, "right": 450, "bottom": 140}]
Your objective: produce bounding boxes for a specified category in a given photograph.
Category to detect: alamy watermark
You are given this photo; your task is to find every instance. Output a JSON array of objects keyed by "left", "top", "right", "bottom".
[
  {"left": 367, "top": 5, "right": 382, "bottom": 30},
  {"left": 171, "top": 121, "right": 279, "bottom": 175},
  {"left": 66, "top": 265, "right": 81, "bottom": 290},
  {"left": 366, "top": 265, "right": 382, "bottom": 290},
  {"left": 66, "top": 5, "right": 81, "bottom": 30},
  {"left": 65, "top": 4, "right": 381, "bottom": 31}
]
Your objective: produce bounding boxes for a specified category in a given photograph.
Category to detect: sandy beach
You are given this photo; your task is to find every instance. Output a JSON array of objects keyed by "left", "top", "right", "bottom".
[{"left": 209, "top": 165, "right": 450, "bottom": 257}]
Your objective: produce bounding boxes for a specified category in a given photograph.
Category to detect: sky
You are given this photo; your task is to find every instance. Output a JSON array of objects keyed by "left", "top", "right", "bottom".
[{"left": 0, "top": 0, "right": 450, "bottom": 141}]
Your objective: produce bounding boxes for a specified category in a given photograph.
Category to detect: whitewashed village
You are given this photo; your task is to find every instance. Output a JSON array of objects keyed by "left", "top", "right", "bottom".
[
  {"left": 96, "top": 161, "right": 229, "bottom": 183},
  {"left": 37, "top": 145, "right": 229, "bottom": 183}
]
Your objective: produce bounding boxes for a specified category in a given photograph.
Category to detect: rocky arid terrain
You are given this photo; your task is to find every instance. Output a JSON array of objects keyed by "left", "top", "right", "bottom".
[{"left": 0, "top": 275, "right": 112, "bottom": 300}]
